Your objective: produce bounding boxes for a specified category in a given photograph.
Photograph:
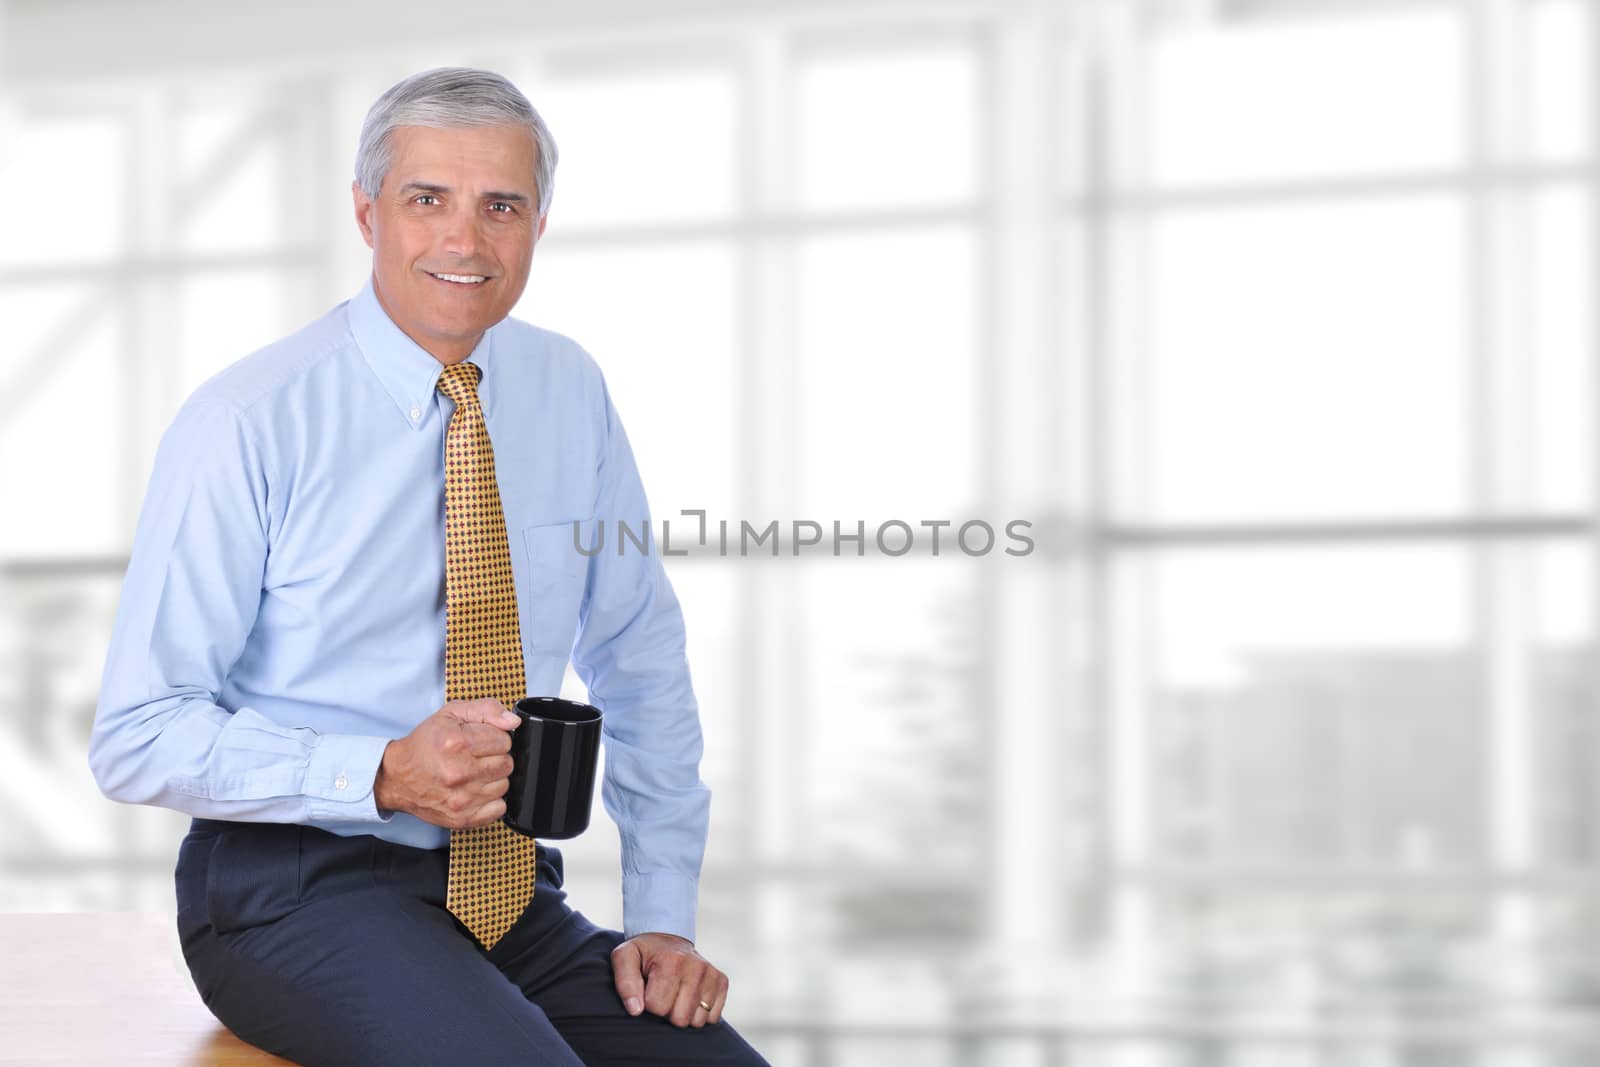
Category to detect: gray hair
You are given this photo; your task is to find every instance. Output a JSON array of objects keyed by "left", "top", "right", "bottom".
[{"left": 355, "top": 67, "right": 559, "bottom": 218}]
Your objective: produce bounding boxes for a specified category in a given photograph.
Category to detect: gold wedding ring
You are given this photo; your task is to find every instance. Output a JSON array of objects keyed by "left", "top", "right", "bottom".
[{"left": 699, "top": 999, "right": 713, "bottom": 1011}]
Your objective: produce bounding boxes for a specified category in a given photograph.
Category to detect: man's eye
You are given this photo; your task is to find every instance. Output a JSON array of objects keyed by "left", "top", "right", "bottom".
[
  {"left": 489, "top": 202, "right": 514, "bottom": 214},
  {"left": 415, "top": 194, "right": 439, "bottom": 206}
]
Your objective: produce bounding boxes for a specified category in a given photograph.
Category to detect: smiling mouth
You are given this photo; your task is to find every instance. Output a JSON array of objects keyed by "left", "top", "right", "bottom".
[{"left": 427, "top": 271, "right": 490, "bottom": 286}]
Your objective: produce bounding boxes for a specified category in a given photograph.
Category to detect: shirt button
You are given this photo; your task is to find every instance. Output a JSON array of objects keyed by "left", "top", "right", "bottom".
[
  {"left": 409, "top": 406, "right": 421, "bottom": 421},
  {"left": 335, "top": 774, "right": 348, "bottom": 790}
]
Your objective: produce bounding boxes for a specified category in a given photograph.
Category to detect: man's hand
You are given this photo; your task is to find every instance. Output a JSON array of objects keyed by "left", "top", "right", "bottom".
[
  {"left": 373, "top": 699, "right": 519, "bottom": 829},
  {"left": 611, "top": 932, "right": 729, "bottom": 1028}
]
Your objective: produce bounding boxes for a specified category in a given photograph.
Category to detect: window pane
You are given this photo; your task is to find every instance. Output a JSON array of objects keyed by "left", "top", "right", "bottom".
[
  {"left": 176, "top": 98, "right": 285, "bottom": 254},
  {"left": 1533, "top": 542, "right": 1595, "bottom": 868},
  {"left": 520, "top": 239, "right": 736, "bottom": 520},
  {"left": 796, "top": 44, "right": 979, "bottom": 212},
  {"left": 1140, "top": 892, "right": 1496, "bottom": 1033},
  {"left": 802, "top": 559, "right": 983, "bottom": 944},
  {"left": 532, "top": 65, "right": 737, "bottom": 226},
  {"left": 1530, "top": 185, "right": 1594, "bottom": 512},
  {"left": 794, "top": 226, "right": 978, "bottom": 520},
  {"left": 1529, "top": 0, "right": 1594, "bottom": 163},
  {"left": 1125, "top": 545, "right": 1479, "bottom": 869},
  {"left": 1128, "top": 194, "right": 1468, "bottom": 522},
  {"left": 0, "top": 570, "right": 140, "bottom": 867},
  {"left": 176, "top": 269, "right": 289, "bottom": 398},
  {"left": 1146, "top": 10, "right": 1464, "bottom": 186},
  {"left": 0, "top": 287, "right": 121, "bottom": 556},
  {"left": 1103, "top": 890, "right": 1596, "bottom": 1060},
  {"left": 1535, "top": 899, "right": 1600, "bottom": 1024},
  {"left": 0, "top": 113, "right": 126, "bottom": 266}
]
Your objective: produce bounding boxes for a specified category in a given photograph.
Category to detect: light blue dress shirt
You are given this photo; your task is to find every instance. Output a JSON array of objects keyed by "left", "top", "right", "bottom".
[{"left": 89, "top": 276, "right": 711, "bottom": 942}]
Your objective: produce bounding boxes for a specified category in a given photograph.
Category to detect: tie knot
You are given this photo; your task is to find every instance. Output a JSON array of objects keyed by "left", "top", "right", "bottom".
[{"left": 435, "top": 361, "right": 483, "bottom": 405}]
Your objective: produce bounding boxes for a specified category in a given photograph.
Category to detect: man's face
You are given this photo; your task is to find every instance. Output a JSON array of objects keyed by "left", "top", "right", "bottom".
[{"left": 352, "top": 123, "right": 548, "bottom": 364}]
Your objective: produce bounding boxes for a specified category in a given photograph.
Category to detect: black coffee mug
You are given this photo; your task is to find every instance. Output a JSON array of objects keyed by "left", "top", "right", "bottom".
[{"left": 502, "top": 696, "right": 603, "bottom": 840}]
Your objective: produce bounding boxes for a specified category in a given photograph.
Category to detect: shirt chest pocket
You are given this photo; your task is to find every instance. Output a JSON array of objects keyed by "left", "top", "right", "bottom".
[{"left": 518, "top": 518, "right": 596, "bottom": 658}]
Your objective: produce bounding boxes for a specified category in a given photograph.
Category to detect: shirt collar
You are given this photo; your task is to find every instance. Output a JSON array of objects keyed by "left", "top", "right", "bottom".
[{"left": 347, "top": 274, "right": 498, "bottom": 431}]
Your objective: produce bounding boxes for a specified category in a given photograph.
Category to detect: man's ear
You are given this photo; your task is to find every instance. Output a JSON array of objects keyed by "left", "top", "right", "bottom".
[
  {"left": 352, "top": 179, "right": 376, "bottom": 250},
  {"left": 536, "top": 212, "right": 548, "bottom": 242}
]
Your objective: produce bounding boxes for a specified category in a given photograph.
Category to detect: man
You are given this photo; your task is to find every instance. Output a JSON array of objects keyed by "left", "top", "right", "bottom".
[{"left": 88, "top": 66, "right": 768, "bottom": 1066}]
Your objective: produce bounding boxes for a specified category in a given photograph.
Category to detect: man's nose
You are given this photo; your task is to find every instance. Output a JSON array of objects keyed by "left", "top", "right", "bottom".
[{"left": 440, "top": 207, "right": 484, "bottom": 260}]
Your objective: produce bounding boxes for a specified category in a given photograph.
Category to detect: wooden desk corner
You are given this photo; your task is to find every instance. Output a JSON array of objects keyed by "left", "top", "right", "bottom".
[{"left": 0, "top": 912, "right": 292, "bottom": 1066}]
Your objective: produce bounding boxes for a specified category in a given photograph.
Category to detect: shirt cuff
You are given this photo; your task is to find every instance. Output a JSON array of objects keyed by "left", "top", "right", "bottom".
[
  {"left": 621, "top": 870, "right": 699, "bottom": 943},
  {"left": 303, "top": 734, "right": 396, "bottom": 823}
]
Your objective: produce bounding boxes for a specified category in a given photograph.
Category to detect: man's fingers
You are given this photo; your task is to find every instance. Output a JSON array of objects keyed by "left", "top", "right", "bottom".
[
  {"left": 644, "top": 964, "right": 684, "bottom": 1019},
  {"left": 473, "top": 773, "right": 510, "bottom": 799},
  {"left": 674, "top": 974, "right": 706, "bottom": 1028},
  {"left": 610, "top": 941, "right": 646, "bottom": 1016},
  {"left": 446, "top": 699, "right": 521, "bottom": 730},
  {"left": 672, "top": 968, "right": 698, "bottom": 1026},
  {"left": 702, "top": 974, "right": 729, "bottom": 1025},
  {"left": 691, "top": 996, "right": 713, "bottom": 1026},
  {"left": 470, "top": 798, "right": 507, "bottom": 825},
  {"left": 668, "top": 960, "right": 711, "bottom": 1027},
  {"left": 461, "top": 722, "right": 516, "bottom": 757}
]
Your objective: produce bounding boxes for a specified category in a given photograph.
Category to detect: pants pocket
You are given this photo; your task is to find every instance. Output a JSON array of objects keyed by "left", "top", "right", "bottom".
[
  {"left": 295, "top": 824, "right": 381, "bottom": 904},
  {"left": 175, "top": 831, "right": 218, "bottom": 926},
  {"left": 204, "top": 825, "right": 304, "bottom": 935}
]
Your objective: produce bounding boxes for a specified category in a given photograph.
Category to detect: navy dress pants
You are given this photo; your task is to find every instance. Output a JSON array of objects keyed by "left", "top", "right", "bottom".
[{"left": 174, "top": 818, "right": 770, "bottom": 1066}]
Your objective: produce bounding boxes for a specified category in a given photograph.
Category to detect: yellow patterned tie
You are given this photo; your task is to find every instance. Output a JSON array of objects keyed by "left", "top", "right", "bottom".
[{"left": 436, "top": 360, "right": 537, "bottom": 951}]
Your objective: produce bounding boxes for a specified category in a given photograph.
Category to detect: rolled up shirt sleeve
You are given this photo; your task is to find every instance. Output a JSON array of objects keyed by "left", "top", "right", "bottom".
[
  {"left": 571, "top": 375, "right": 711, "bottom": 944},
  {"left": 88, "top": 396, "right": 396, "bottom": 825}
]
